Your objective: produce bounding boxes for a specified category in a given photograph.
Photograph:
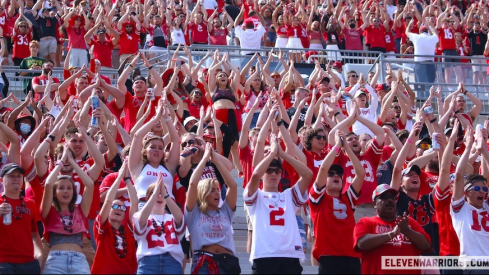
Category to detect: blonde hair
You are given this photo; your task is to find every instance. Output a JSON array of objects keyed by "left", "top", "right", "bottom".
[{"left": 197, "top": 179, "right": 219, "bottom": 213}]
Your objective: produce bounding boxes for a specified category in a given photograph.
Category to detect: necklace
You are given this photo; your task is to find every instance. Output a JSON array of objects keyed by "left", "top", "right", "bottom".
[
  {"left": 58, "top": 211, "right": 74, "bottom": 233},
  {"left": 151, "top": 218, "right": 165, "bottom": 236},
  {"left": 2, "top": 195, "right": 25, "bottom": 220},
  {"left": 268, "top": 192, "right": 282, "bottom": 208},
  {"left": 112, "top": 226, "right": 128, "bottom": 258}
]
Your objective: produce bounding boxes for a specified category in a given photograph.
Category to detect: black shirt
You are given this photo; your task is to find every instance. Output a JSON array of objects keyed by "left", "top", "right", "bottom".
[
  {"left": 467, "top": 29, "right": 488, "bottom": 56},
  {"left": 37, "top": 16, "right": 58, "bottom": 38},
  {"left": 224, "top": 4, "right": 240, "bottom": 22}
]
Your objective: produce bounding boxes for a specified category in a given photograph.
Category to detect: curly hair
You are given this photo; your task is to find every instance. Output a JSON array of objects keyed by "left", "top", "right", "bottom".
[{"left": 303, "top": 128, "right": 326, "bottom": 151}]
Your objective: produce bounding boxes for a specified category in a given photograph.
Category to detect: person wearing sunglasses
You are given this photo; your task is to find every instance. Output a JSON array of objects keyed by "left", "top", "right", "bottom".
[
  {"left": 450, "top": 126, "right": 489, "bottom": 270},
  {"left": 354, "top": 184, "right": 431, "bottom": 274},
  {"left": 92, "top": 160, "right": 138, "bottom": 274},
  {"left": 41, "top": 146, "right": 94, "bottom": 274},
  {"left": 244, "top": 135, "right": 312, "bottom": 274},
  {"left": 12, "top": 15, "right": 34, "bottom": 66},
  {"left": 309, "top": 130, "right": 365, "bottom": 274},
  {"left": 363, "top": 14, "right": 388, "bottom": 53}
]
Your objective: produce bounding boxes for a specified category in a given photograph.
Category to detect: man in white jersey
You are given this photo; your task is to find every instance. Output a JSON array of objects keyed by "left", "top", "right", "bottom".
[
  {"left": 244, "top": 135, "right": 312, "bottom": 274},
  {"left": 451, "top": 126, "right": 489, "bottom": 272}
]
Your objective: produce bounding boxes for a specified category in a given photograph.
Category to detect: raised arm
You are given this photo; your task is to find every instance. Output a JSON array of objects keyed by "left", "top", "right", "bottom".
[{"left": 452, "top": 126, "right": 474, "bottom": 202}]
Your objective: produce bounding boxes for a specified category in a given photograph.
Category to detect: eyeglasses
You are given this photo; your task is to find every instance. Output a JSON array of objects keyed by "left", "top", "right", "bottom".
[
  {"left": 349, "top": 74, "right": 358, "bottom": 78},
  {"left": 314, "top": 135, "right": 327, "bottom": 141},
  {"left": 373, "top": 20, "right": 379, "bottom": 23},
  {"left": 468, "top": 186, "right": 489, "bottom": 192},
  {"left": 19, "top": 25, "right": 26, "bottom": 28},
  {"left": 418, "top": 143, "right": 431, "bottom": 150},
  {"left": 327, "top": 171, "right": 342, "bottom": 177},
  {"left": 266, "top": 167, "right": 282, "bottom": 174},
  {"left": 112, "top": 204, "right": 127, "bottom": 212},
  {"left": 181, "top": 139, "right": 196, "bottom": 148},
  {"left": 405, "top": 17, "right": 412, "bottom": 20},
  {"left": 176, "top": 9, "right": 182, "bottom": 11},
  {"left": 125, "top": 25, "right": 133, "bottom": 28}
]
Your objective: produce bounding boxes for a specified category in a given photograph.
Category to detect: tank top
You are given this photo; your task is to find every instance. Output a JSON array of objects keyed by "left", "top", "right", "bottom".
[
  {"left": 171, "top": 27, "right": 186, "bottom": 46},
  {"left": 134, "top": 164, "right": 174, "bottom": 199},
  {"left": 309, "top": 30, "right": 321, "bottom": 40},
  {"left": 277, "top": 25, "right": 287, "bottom": 36},
  {"left": 212, "top": 88, "right": 235, "bottom": 103},
  {"left": 286, "top": 24, "right": 302, "bottom": 38}
]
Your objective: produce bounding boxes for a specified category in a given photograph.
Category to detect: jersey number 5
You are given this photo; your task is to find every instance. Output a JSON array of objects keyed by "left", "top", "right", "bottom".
[{"left": 270, "top": 207, "right": 285, "bottom": 226}]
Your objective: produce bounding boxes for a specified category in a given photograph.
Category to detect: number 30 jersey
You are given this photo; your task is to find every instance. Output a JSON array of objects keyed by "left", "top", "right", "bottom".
[
  {"left": 309, "top": 183, "right": 360, "bottom": 260},
  {"left": 244, "top": 183, "right": 307, "bottom": 262}
]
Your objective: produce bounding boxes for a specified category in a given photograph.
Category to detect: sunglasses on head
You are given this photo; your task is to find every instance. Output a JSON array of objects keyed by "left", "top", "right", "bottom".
[
  {"left": 112, "top": 204, "right": 127, "bottom": 212},
  {"left": 182, "top": 139, "right": 196, "bottom": 148},
  {"left": 266, "top": 167, "right": 282, "bottom": 174},
  {"left": 418, "top": 143, "right": 431, "bottom": 150},
  {"left": 468, "top": 186, "right": 489, "bottom": 192},
  {"left": 327, "top": 171, "right": 342, "bottom": 177},
  {"left": 314, "top": 135, "right": 327, "bottom": 141}
]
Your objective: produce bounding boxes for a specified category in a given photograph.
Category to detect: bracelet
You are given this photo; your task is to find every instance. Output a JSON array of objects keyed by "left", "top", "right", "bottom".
[
  {"left": 44, "top": 138, "right": 52, "bottom": 144},
  {"left": 48, "top": 134, "right": 55, "bottom": 141},
  {"left": 148, "top": 65, "right": 154, "bottom": 70},
  {"left": 334, "top": 112, "right": 341, "bottom": 117},
  {"left": 164, "top": 117, "right": 172, "bottom": 122},
  {"left": 123, "top": 177, "right": 131, "bottom": 182},
  {"left": 407, "top": 138, "right": 413, "bottom": 144},
  {"left": 454, "top": 110, "right": 460, "bottom": 114},
  {"left": 463, "top": 90, "right": 468, "bottom": 95},
  {"left": 332, "top": 146, "right": 340, "bottom": 153},
  {"left": 430, "top": 118, "right": 437, "bottom": 124},
  {"left": 277, "top": 119, "right": 285, "bottom": 127},
  {"left": 129, "top": 64, "right": 134, "bottom": 67},
  {"left": 164, "top": 194, "right": 170, "bottom": 199}
]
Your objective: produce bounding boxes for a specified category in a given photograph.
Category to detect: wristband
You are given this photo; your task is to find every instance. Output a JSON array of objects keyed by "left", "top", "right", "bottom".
[
  {"left": 334, "top": 112, "right": 341, "bottom": 117},
  {"left": 277, "top": 120, "right": 285, "bottom": 127},
  {"left": 164, "top": 194, "right": 170, "bottom": 199},
  {"left": 407, "top": 138, "right": 413, "bottom": 144},
  {"left": 463, "top": 90, "right": 468, "bottom": 95},
  {"left": 44, "top": 138, "right": 52, "bottom": 144},
  {"left": 332, "top": 146, "right": 340, "bottom": 153},
  {"left": 148, "top": 65, "right": 154, "bottom": 70},
  {"left": 454, "top": 110, "right": 460, "bottom": 114},
  {"left": 124, "top": 177, "right": 131, "bottom": 182},
  {"left": 164, "top": 117, "right": 172, "bottom": 122},
  {"left": 430, "top": 118, "right": 437, "bottom": 124},
  {"left": 129, "top": 64, "right": 134, "bottom": 67},
  {"left": 48, "top": 134, "right": 55, "bottom": 141}
]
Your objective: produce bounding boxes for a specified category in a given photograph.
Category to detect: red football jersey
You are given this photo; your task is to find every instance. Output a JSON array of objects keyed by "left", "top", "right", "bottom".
[
  {"left": 437, "top": 27, "right": 457, "bottom": 50},
  {"left": 365, "top": 25, "right": 386, "bottom": 48},
  {"left": 189, "top": 22, "right": 209, "bottom": 44},
  {"left": 118, "top": 25, "right": 140, "bottom": 55},
  {"left": 12, "top": 31, "right": 33, "bottom": 60},
  {"left": 286, "top": 24, "right": 303, "bottom": 38},
  {"left": 433, "top": 185, "right": 460, "bottom": 256}
]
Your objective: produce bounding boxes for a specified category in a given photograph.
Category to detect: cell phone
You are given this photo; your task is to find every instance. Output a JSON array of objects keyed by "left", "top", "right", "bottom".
[{"left": 180, "top": 147, "right": 198, "bottom": 157}]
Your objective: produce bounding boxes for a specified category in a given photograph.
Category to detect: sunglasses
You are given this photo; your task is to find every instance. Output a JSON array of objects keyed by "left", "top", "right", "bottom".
[
  {"left": 418, "top": 143, "right": 431, "bottom": 150},
  {"left": 391, "top": 106, "right": 401, "bottom": 110},
  {"left": 350, "top": 74, "right": 358, "bottom": 78},
  {"left": 266, "top": 167, "right": 282, "bottom": 174},
  {"left": 327, "top": 171, "right": 342, "bottom": 177},
  {"left": 125, "top": 25, "right": 133, "bottom": 28},
  {"left": 468, "top": 186, "right": 489, "bottom": 192},
  {"left": 271, "top": 75, "right": 281, "bottom": 79},
  {"left": 182, "top": 139, "right": 196, "bottom": 148},
  {"left": 176, "top": 9, "right": 182, "bottom": 11},
  {"left": 112, "top": 204, "right": 127, "bottom": 212},
  {"left": 193, "top": 91, "right": 202, "bottom": 95},
  {"left": 19, "top": 25, "right": 26, "bottom": 28},
  {"left": 75, "top": 18, "right": 82, "bottom": 21},
  {"left": 314, "top": 135, "right": 327, "bottom": 141}
]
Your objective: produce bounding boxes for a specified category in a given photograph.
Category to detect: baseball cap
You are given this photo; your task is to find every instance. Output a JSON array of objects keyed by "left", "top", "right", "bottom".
[
  {"left": 329, "top": 164, "right": 344, "bottom": 176},
  {"left": 183, "top": 116, "right": 198, "bottom": 127},
  {"left": 1, "top": 163, "right": 24, "bottom": 178},
  {"left": 244, "top": 18, "right": 255, "bottom": 28},
  {"left": 376, "top": 83, "right": 390, "bottom": 92},
  {"left": 372, "top": 184, "right": 398, "bottom": 201},
  {"left": 97, "top": 29, "right": 106, "bottom": 35},
  {"left": 354, "top": 89, "right": 367, "bottom": 98},
  {"left": 401, "top": 165, "right": 421, "bottom": 177},
  {"left": 415, "top": 137, "right": 431, "bottom": 148},
  {"left": 333, "top": 61, "right": 342, "bottom": 68},
  {"left": 419, "top": 26, "right": 428, "bottom": 33}
]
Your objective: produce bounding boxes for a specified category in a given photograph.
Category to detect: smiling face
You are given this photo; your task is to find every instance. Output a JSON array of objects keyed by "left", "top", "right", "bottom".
[
  {"left": 216, "top": 72, "right": 228, "bottom": 86},
  {"left": 311, "top": 130, "right": 327, "bottom": 153},
  {"left": 2, "top": 170, "right": 24, "bottom": 193},
  {"left": 66, "top": 133, "right": 85, "bottom": 159},
  {"left": 133, "top": 79, "right": 148, "bottom": 97},
  {"left": 54, "top": 178, "right": 75, "bottom": 206},
  {"left": 375, "top": 192, "right": 398, "bottom": 220},
  {"left": 401, "top": 171, "right": 420, "bottom": 193}
]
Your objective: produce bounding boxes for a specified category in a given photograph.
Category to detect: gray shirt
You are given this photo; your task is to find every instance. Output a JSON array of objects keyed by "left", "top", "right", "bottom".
[{"left": 185, "top": 200, "right": 236, "bottom": 254}]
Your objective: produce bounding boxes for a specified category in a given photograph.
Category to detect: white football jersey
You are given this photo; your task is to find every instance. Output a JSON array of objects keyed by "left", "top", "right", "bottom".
[
  {"left": 451, "top": 196, "right": 489, "bottom": 257},
  {"left": 133, "top": 212, "right": 185, "bottom": 263},
  {"left": 244, "top": 183, "right": 307, "bottom": 262}
]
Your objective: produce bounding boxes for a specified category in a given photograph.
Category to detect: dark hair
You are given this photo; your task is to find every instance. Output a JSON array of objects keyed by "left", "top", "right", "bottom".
[
  {"left": 382, "top": 122, "right": 397, "bottom": 132},
  {"left": 64, "top": 127, "right": 79, "bottom": 139},
  {"left": 53, "top": 177, "right": 78, "bottom": 213},
  {"left": 396, "top": 129, "right": 409, "bottom": 142},
  {"left": 465, "top": 174, "right": 487, "bottom": 186},
  {"left": 304, "top": 128, "right": 326, "bottom": 151}
]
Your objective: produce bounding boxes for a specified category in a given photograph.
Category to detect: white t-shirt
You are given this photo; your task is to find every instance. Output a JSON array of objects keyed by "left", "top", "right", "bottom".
[
  {"left": 346, "top": 83, "right": 379, "bottom": 137},
  {"left": 450, "top": 196, "right": 489, "bottom": 257},
  {"left": 407, "top": 32, "right": 439, "bottom": 62},
  {"left": 243, "top": 183, "right": 307, "bottom": 262},
  {"left": 202, "top": 0, "right": 218, "bottom": 10},
  {"left": 235, "top": 25, "right": 267, "bottom": 55},
  {"left": 133, "top": 212, "right": 185, "bottom": 262}
]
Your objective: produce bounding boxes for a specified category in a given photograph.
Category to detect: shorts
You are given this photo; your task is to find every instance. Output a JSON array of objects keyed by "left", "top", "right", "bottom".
[
  {"left": 354, "top": 203, "right": 376, "bottom": 223},
  {"left": 39, "top": 37, "right": 57, "bottom": 57},
  {"left": 180, "top": 237, "right": 191, "bottom": 259},
  {"left": 318, "top": 256, "right": 361, "bottom": 274},
  {"left": 266, "top": 31, "right": 277, "bottom": 43},
  {"left": 244, "top": 201, "right": 253, "bottom": 231},
  {"left": 43, "top": 250, "right": 90, "bottom": 274},
  {"left": 472, "top": 56, "right": 485, "bottom": 72},
  {"left": 0, "top": 259, "right": 40, "bottom": 274},
  {"left": 252, "top": 257, "right": 303, "bottom": 274},
  {"left": 5, "top": 37, "right": 12, "bottom": 53},
  {"left": 442, "top": 49, "right": 459, "bottom": 65},
  {"left": 275, "top": 37, "right": 288, "bottom": 48},
  {"left": 215, "top": 108, "right": 241, "bottom": 140},
  {"left": 286, "top": 37, "right": 303, "bottom": 53},
  {"left": 296, "top": 215, "right": 307, "bottom": 249}
]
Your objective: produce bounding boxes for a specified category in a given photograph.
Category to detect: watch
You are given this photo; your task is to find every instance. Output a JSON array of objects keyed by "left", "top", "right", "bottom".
[
  {"left": 48, "top": 134, "right": 55, "bottom": 141},
  {"left": 277, "top": 119, "right": 285, "bottom": 127},
  {"left": 430, "top": 118, "right": 437, "bottom": 124},
  {"left": 454, "top": 110, "right": 460, "bottom": 115}
]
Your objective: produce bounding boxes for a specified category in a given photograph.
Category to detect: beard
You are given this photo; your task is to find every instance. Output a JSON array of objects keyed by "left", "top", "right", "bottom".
[{"left": 43, "top": 68, "right": 51, "bottom": 75}]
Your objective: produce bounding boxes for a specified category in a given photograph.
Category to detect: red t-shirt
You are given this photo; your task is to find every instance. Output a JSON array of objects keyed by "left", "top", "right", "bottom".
[
  {"left": 335, "top": 139, "right": 384, "bottom": 204},
  {"left": 189, "top": 22, "right": 209, "bottom": 44},
  {"left": 66, "top": 25, "right": 88, "bottom": 49},
  {"left": 365, "top": 25, "right": 386, "bottom": 49},
  {"left": 0, "top": 196, "right": 38, "bottom": 264},
  {"left": 89, "top": 39, "right": 114, "bottom": 67},
  {"left": 437, "top": 27, "right": 457, "bottom": 51},
  {"left": 433, "top": 185, "right": 460, "bottom": 256},
  {"left": 209, "top": 28, "right": 228, "bottom": 45},
  {"left": 309, "top": 184, "right": 360, "bottom": 260},
  {"left": 0, "top": 13, "right": 10, "bottom": 38},
  {"left": 122, "top": 92, "right": 160, "bottom": 133},
  {"left": 32, "top": 75, "right": 61, "bottom": 102},
  {"left": 238, "top": 145, "right": 254, "bottom": 188},
  {"left": 286, "top": 24, "right": 303, "bottom": 38},
  {"left": 303, "top": 147, "right": 328, "bottom": 189},
  {"left": 354, "top": 216, "right": 431, "bottom": 274},
  {"left": 12, "top": 30, "right": 33, "bottom": 60},
  {"left": 118, "top": 26, "right": 140, "bottom": 55},
  {"left": 91, "top": 215, "right": 137, "bottom": 274}
]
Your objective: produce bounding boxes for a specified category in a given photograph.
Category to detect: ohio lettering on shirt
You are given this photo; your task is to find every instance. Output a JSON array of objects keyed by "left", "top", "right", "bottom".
[{"left": 196, "top": 214, "right": 231, "bottom": 239}]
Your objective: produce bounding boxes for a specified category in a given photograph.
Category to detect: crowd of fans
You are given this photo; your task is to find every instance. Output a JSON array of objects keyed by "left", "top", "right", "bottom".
[{"left": 0, "top": 0, "right": 488, "bottom": 274}]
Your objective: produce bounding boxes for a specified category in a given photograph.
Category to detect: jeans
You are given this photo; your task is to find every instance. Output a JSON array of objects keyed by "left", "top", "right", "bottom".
[
  {"left": 415, "top": 61, "right": 436, "bottom": 84},
  {"left": 296, "top": 215, "right": 307, "bottom": 249},
  {"left": 137, "top": 252, "right": 182, "bottom": 274},
  {"left": 43, "top": 251, "right": 90, "bottom": 274},
  {"left": 88, "top": 219, "right": 96, "bottom": 250},
  {"left": 0, "top": 259, "right": 40, "bottom": 274}
]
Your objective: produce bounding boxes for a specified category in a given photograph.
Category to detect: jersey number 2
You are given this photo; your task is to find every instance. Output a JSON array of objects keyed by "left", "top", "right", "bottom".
[{"left": 270, "top": 207, "right": 285, "bottom": 226}]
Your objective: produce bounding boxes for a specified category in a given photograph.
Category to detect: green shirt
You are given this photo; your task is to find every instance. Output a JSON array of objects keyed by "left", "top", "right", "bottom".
[{"left": 19, "top": 57, "right": 45, "bottom": 90}]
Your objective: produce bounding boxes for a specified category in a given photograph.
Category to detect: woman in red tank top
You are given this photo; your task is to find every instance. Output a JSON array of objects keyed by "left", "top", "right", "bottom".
[
  {"left": 284, "top": 11, "right": 305, "bottom": 63},
  {"left": 272, "top": 6, "right": 288, "bottom": 48},
  {"left": 306, "top": 10, "right": 323, "bottom": 50}
]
